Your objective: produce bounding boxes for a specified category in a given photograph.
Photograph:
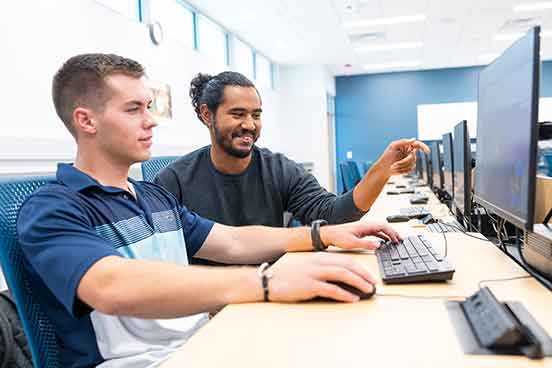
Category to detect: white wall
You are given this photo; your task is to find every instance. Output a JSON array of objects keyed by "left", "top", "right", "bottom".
[
  {"left": 0, "top": 0, "right": 281, "bottom": 174},
  {"left": 278, "top": 65, "right": 336, "bottom": 190}
]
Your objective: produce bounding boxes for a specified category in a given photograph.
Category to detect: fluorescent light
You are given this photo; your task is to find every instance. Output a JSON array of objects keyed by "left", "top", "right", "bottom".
[
  {"left": 354, "top": 42, "right": 423, "bottom": 53},
  {"left": 363, "top": 60, "right": 421, "bottom": 70},
  {"left": 514, "top": 2, "right": 552, "bottom": 11},
  {"left": 343, "top": 14, "right": 426, "bottom": 29}
]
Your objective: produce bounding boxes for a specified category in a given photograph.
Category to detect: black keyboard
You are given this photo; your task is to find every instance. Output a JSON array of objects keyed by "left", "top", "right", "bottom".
[
  {"left": 399, "top": 207, "right": 431, "bottom": 218},
  {"left": 375, "top": 235, "right": 455, "bottom": 283},
  {"left": 427, "top": 223, "right": 459, "bottom": 233}
]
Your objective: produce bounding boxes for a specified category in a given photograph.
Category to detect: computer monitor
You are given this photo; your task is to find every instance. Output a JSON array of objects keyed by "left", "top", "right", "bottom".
[
  {"left": 473, "top": 26, "right": 540, "bottom": 231},
  {"left": 430, "top": 141, "right": 444, "bottom": 191},
  {"left": 415, "top": 150, "right": 423, "bottom": 179},
  {"left": 419, "top": 151, "right": 430, "bottom": 186},
  {"left": 453, "top": 120, "right": 472, "bottom": 220},
  {"left": 442, "top": 133, "right": 454, "bottom": 198}
]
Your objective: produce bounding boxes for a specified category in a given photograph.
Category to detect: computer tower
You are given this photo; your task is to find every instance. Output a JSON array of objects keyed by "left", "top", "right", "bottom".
[{"left": 524, "top": 225, "right": 552, "bottom": 279}]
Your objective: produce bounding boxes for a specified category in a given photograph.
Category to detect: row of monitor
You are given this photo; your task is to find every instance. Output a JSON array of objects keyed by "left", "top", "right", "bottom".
[{"left": 415, "top": 26, "right": 541, "bottom": 232}]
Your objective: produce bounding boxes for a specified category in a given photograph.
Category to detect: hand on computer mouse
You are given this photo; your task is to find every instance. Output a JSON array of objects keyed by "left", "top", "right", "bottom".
[
  {"left": 267, "top": 253, "right": 378, "bottom": 303},
  {"left": 327, "top": 281, "right": 376, "bottom": 300}
]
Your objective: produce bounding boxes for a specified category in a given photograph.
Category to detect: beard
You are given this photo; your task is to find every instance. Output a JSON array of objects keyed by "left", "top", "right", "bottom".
[{"left": 212, "top": 118, "right": 258, "bottom": 158}]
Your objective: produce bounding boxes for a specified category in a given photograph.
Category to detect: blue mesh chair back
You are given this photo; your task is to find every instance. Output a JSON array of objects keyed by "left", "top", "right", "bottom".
[
  {"left": 339, "top": 162, "right": 355, "bottom": 193},
  {"left": 346, "top": 161, "right": 362, "bottom": 185},
  {"left": 141, "top": 156, "right": 180, "bottom": 182},
  {"left": 0, "top": 176, "right": 60, "bottom": 367}
]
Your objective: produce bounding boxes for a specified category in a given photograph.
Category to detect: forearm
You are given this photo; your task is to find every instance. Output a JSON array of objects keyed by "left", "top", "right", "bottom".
[
  {"left": 353, "top": 159, "right": 392, "bottom": 211},
  {"left": 202, "top": 225, "right": 313, "bottom": 264},
  {"left": 79, "top": 256, "right": 262, "bottom": 318}
]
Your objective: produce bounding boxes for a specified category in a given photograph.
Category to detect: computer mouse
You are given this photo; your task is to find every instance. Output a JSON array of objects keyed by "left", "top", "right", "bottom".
[
  {"left": 410, "top": 197, "right": 428, "bottom": 204},
  {"left": 386, "top": 214, "right": 411, "bottom": 223},
  {"left": 328, "top": 281, "right": 376, "bottom": 300}
]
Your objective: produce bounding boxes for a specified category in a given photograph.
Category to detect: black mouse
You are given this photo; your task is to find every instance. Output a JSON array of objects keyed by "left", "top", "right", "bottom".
[
  {"left": 329, "top": 281, "right": 376, "bottom": 300},
  {"left": 386, "top": 214, "right": 410, "bottom": 223}
]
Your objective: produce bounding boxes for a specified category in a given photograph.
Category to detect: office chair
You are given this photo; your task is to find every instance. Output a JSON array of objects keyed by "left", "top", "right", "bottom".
[
  {"left": 141, "top": 156, "right": 179, "bottom": 182},
  {"left": 0, "top": 176, "right": 60, "bottom": 367},
  {"left": 346, "top": 161, "right": 362, "bottom": 185},
  {"left": 339, "top": 162, "right": 356, "bottom": 193}
]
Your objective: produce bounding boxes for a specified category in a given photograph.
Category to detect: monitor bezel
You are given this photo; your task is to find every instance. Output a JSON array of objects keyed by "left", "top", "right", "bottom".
[{"left": 430, "top": 140, "right": 444, "bottom": 191}]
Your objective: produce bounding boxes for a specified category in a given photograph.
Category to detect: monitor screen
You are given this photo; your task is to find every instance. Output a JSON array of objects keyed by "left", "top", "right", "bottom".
[
  {"left": 473, "top": 26, "right": 540, "bottom": 231},
  {"left": 453, "top": 120, "right": 471, "bottom": 217},
  {"left": 430, "top": 141, "right": 443, "bottom": 190},
  {"left": 442, "top": 133, "right": 454, "bottom": 197}
]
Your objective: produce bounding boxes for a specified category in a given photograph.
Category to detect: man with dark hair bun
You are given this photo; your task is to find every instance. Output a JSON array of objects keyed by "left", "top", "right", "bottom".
[
  {"left": 17, "top": 54, "right": 401, "bottom": 367},
  {"left": 155, "top": 71, "right": 429, "bottom": 233}
]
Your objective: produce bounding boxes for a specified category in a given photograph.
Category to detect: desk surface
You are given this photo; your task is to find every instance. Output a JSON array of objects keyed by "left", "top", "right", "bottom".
[{"left": 161, "top": 177, "right": 552, "bottom": 368}]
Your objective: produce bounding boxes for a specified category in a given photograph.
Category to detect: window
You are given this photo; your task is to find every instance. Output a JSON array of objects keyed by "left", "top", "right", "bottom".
[
  {"left": 148, "top": 0, "right": 195, "bottom": 47},
  {"left": 255, "top": 53, "right": 273, "bottom": 89},
  {"left": 233, "top": 38, "right": 254, "bottom": 80},
  {"left": 95, "top": 0, "right": 139, "bottom": 20},
  {"left": 197, "top": 15, "right": 228, "bottom": 70}
]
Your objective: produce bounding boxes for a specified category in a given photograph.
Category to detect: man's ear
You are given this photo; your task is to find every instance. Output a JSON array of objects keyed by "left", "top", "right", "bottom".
[
  {"left": 73, "top": 107, "right": 97, "bottom": 135},
  {"left": 199, "top": 104, "right": 213, "bottom": 128}
]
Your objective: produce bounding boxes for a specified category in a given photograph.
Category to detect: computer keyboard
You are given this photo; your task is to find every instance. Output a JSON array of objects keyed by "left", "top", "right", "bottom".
[
  {"left": 375, "top": 235, "right": 455, "bottom": 283},
  {"left": 399, "top": 207, "right": 431, "bottom": 218},
  {"left": 427, "top": 223, "right": 459, "bottom": 233}
]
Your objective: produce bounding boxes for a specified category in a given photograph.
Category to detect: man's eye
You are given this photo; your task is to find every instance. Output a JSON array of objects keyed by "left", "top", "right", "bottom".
[
  {"left": 232, "top": 113, "right": 244, "bottom": 118},
  {"left": 253, "top": 114, "right": 261, "bottom": 120},
  {"left": 127, "top": 108, "right": 139, "bottom": 112}
]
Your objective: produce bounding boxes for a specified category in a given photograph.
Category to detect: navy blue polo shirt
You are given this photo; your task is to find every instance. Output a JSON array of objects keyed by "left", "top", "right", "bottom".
[{"left": 17, "top": 164, "right": 214, "bottom": 368}]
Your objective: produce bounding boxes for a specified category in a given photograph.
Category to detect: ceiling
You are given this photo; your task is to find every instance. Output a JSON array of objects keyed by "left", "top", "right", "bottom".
[{"left": 187, "top": 0, "right": 552, "bottom": 76}]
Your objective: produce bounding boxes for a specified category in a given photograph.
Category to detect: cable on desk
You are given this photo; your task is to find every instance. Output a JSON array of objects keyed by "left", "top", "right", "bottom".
[
  {"left": 477, "top": 275, "right": 532, "bottom": 289},
  {"left": 436, "top": 220, "right": 493, "bottom": 243},
  {"left": 375, "top": 292, "right": 467, "bottom": 300}
]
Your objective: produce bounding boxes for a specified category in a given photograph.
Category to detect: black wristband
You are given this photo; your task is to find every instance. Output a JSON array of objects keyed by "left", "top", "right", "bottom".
[
  {"left": 257, "top": 262, "right": 273, "bottom": 302},
  {"left": 311, "top": 219, "right": 328, "bottom": 251}
]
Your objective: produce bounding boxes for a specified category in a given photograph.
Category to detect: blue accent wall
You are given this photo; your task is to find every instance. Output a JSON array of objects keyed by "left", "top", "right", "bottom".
[{"left": 335, "top": 62, "right": 552, "bottom": 193}]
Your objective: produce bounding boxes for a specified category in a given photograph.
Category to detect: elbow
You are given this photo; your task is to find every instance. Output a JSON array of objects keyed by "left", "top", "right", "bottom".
[{"left": 89, "top": 285, "right": 134, "bottom": 316}]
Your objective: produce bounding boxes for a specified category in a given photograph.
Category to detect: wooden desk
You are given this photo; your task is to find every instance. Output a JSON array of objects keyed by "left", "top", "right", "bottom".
[{"left": 161, "top": 177, "right": 552, "bottom": 368}]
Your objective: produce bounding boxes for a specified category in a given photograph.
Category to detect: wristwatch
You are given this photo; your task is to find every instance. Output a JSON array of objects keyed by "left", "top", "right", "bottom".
[{"left": 311, "top": 219, "right": 328, "bottom": 251}]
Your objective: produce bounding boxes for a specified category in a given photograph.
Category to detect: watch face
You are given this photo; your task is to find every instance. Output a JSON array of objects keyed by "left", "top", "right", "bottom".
[{"left": 149, "top": 21, "right": 164, "bottom": 45}]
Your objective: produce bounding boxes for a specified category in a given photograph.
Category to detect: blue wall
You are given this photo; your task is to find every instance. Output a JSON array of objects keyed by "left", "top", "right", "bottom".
[{"left": 335, "top": 62, "right": 552, "bottom": 193}]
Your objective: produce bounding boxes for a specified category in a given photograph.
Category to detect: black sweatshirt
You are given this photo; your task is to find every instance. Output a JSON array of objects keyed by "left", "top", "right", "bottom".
[{"left": 154, "top": 146, "right": 365, "bottom": 227}]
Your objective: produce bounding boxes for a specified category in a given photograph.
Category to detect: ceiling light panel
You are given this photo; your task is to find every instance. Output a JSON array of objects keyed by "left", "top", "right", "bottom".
[
  {"left": 514, "top": 2, "right": 552, "bottom": 11},
  {"left": 363, "top": 60, "right": 421, "bottom": 70},
  {"left": 343, "top": 14, "right": 426, "bottom": 29},
  {"left": 354, "top": 41, "right": 424, "bottom": 52}
]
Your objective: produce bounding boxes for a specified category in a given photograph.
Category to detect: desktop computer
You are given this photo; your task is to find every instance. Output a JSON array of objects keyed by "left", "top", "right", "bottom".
[
  {"left": 442, "top": 133, "right": 454, "bottom": 201},
  {"left": 453, "top": 120, "right": 472, "bottom": 228},
  {"left": 472, "top": 26, "right": 550, "bottom": 279},
  {"left": 430, "top": 140, "right": 444, "bottom": 195},
  {"left": 419, "top": 151, "right": 431, "bottom": 187}
]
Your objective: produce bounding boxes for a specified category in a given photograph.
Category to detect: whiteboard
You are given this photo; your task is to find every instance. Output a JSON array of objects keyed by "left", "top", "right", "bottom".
[
  {"left": 417, "top": 102, "right": 477, "bottom": 140},
  {"left": 417, "top": 98, "right": 552, "bottom": 140}
]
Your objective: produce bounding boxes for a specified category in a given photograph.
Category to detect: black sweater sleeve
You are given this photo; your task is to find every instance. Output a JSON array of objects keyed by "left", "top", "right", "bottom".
[{"left": 281, "top": 156, "right": 366, "bottom": 225}]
